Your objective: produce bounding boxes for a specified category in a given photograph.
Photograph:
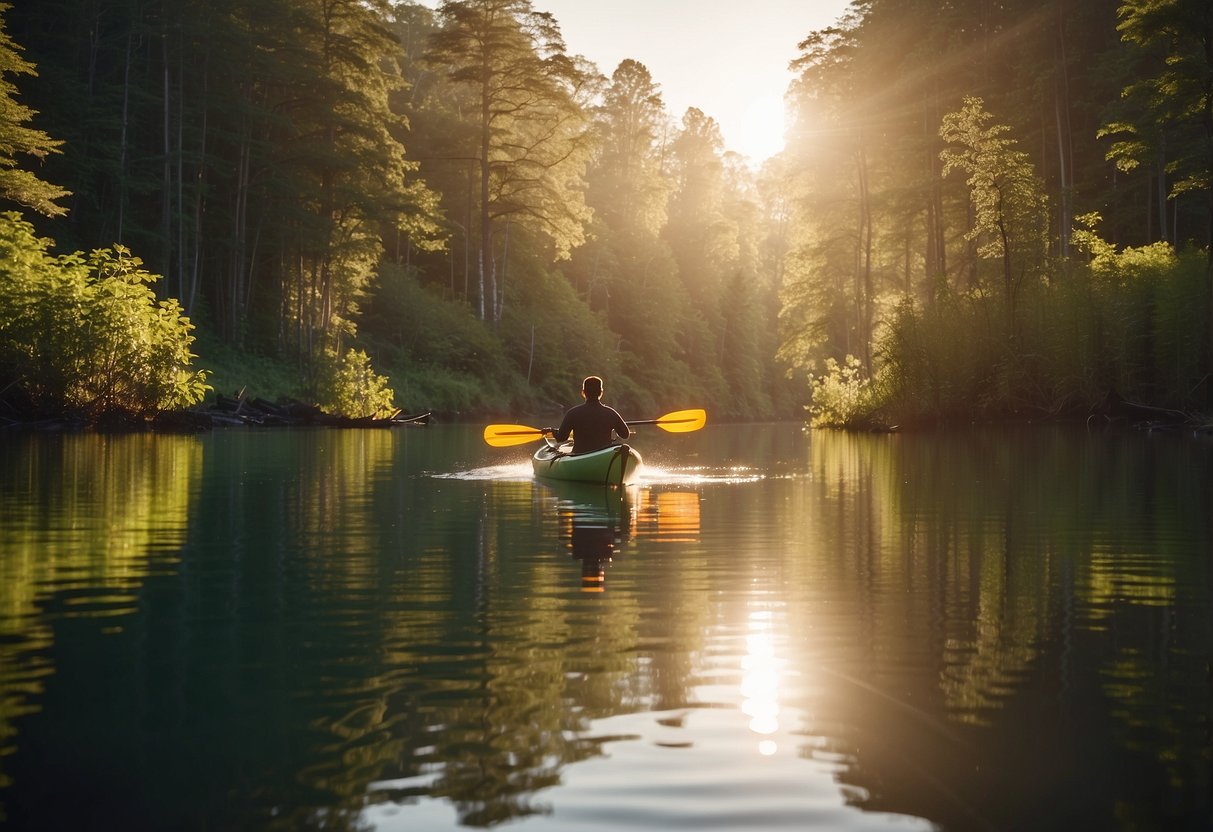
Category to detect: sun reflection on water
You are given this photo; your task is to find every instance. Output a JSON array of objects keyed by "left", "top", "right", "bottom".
[{"left": 741, "top": 608, "right": 785, "bottom": 756}]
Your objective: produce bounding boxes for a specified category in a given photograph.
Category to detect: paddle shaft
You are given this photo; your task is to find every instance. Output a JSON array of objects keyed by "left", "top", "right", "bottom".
[
  {"left": 500, "top": 416, "right": 693, "bottom": 433},
  {"left": 483, "top": 408, "right": 705, "bottom": 446}
]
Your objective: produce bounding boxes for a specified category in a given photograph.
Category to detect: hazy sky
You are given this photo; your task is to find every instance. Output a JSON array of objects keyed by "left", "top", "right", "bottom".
[
  {"left": 413, "top": 1, "right": 854, "bottom": 164},
  {"left": 533, "top": 0, "right": 854, "bottom": 164}
]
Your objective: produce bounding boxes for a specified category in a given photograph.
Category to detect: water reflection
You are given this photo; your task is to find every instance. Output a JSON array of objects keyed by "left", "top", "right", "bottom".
[
  {"left": 0, "top": 426, "right": 1209, "bottom": 830},
  {"left": 793, "top": 427, "right": 1213, "bottom": 828},
  {"left": 0, "top": 433, "right": 200, "bottom": 801},
  {"left": 742, "top": 610, "right": 783, "bottom": 749},
  {"left": 540, "top": 483, "right": 703, "bottom": 591},
  {"left": 544, "top": 482, "right": 635, "bottom": 591}
]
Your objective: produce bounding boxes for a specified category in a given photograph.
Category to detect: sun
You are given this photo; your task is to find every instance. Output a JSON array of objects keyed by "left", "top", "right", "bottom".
[{"left": 733, "top": 93, "right": 788, "bottom": 165}]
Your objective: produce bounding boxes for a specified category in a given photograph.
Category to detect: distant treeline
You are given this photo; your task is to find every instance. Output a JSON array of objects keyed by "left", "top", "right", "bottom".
[{"left": 1, "top": 0, "right": 1210, "bottom": 425}]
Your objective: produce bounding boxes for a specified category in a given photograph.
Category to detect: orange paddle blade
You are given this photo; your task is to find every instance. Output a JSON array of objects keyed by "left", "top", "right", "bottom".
[{"left": 483, "top": 424, "right": 548, "bottom": 447}]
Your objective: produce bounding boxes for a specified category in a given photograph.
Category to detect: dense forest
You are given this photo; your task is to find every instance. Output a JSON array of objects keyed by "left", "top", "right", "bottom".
[{"left": 0, "top": 0, "right": 1210, "bottom": 424}]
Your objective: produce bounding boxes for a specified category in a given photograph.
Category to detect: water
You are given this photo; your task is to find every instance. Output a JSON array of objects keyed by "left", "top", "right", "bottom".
[{"left": 0, "top": 423, "right": 1210, "bottom": 830}]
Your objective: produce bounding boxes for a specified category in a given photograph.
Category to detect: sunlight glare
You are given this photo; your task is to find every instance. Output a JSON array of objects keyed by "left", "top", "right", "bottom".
[
  {"left": 741, "top": 609, "right": 784, "bottom": 742},
  {"left": 735, "top": 93, "right": 787, "bottom": 164}
]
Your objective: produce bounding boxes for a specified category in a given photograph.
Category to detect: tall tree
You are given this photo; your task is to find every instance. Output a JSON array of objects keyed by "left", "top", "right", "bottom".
[
  {"left": 780, "top": 23, "right": 881, "bottom": 374},
  {"left": 272, "top": 0, "right": 441, "bottom": 358},
  {"left": 1103, "top": 0, "right": 1213, "bottom": 253},
  {"left": 665, "top": 107, "right": 729, "bottom": 312},
  {"left": 0, "top": 1, "right": 67, "bottom": 217},
  {"left": 566, "top": 59, "right": 699, "bottom": 412},
  {"left": 590, "top": 59, "right": 670, "bottom": 233},
  {"left": 940, "top": 97, "right": 1049, "bottom": 327},
  {"left": 426, "top": 0, "right": 592, "bottom": 322}
]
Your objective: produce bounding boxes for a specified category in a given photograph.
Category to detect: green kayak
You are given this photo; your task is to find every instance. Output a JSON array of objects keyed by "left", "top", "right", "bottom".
[{"left": 532, "top": 440, "right": 642, "bottom": 485}]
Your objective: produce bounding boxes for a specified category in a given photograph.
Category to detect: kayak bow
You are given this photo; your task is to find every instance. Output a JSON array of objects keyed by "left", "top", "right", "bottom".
[{"left": 532, "top": 441, "right": 642, "bottom": 485}]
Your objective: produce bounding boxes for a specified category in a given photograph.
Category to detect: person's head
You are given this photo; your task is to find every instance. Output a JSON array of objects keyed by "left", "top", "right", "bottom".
[{"left": 581, "top": 375, "right": 603, "bottom": 401}]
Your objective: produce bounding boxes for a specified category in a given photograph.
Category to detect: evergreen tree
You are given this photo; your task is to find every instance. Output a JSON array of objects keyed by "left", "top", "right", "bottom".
[
  {"left": 0, "top": 1, "right": 67, "bottom": 217},
  {"left": 591, "top": 59, "right": 670, "bottom": 233},
  {"left": 426, "top": 0, "right": 593, "bottom": 322}
]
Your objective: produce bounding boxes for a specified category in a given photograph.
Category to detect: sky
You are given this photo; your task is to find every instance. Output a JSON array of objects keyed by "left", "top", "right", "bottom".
[
  {"left": 532, "top": 0, "right": 855, "bottom": 165},
  {"left": 413, "top": 0, "right": 855, "bottom": 165}
]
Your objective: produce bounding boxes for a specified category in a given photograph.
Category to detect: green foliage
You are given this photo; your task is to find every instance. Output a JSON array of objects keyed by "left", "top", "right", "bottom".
[
  {"left": 939, "top": 97, "right": 1050, "bottom": 306},
  {"left": 0, "top": 212, "right": 210, "bottom": 419},
  {"left": 878, "top": 290, "right": 1012, "bottom": 423},
  {"left": 313, "top": 348, "right": 396, "bottom": 419},
  {"left": 191, "top": 333, "right": 307, "bottom": 404},
  {"left": 361, "top": 264, "right": 514, "bottom": 411},
  {"left": 1107, "top": 0, "right": 1213, "bottom": 202},
  {"left": 0, "top": 2, "right": 67, "bottom": 216},
  {"left": 497, "top": 250, "right": 622, "bottom": 410},
  {"left": 807, "top": 355, "right": 875, "bottom": 428},
  {"left": 365, "top": 264, "right": 506, "bottom": 375},
  {"left": 874, "top": 237, "right": 1209, "bottom": 424}
]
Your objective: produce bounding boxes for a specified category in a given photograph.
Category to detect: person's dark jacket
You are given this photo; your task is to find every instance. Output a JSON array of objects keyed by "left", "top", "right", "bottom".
[{"left": 552, "top": 400, "right": 630, "bottom": 454}]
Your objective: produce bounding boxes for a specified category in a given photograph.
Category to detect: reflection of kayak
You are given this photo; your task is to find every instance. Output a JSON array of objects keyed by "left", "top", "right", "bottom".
[
  {"left": 538, "top": 479, "right": 636, "bottom": 592},
  {"left": 532, "top": 440, "right": 642, "bottom": 485}
]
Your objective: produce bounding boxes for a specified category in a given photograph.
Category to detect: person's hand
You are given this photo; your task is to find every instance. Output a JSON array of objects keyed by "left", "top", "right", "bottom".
[{"left": 541, "top": 427, "right": 555, "bottom": 434}]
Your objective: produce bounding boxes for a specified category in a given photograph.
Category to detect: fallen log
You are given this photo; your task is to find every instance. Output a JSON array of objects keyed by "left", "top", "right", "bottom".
[{"left": 1090, "top": 390, "right": 1194, "bottom": 425}]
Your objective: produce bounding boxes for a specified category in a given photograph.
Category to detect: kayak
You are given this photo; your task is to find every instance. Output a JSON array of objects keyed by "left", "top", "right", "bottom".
[{"left": 532, "top": 440, "right": 642, "bottom": 485}]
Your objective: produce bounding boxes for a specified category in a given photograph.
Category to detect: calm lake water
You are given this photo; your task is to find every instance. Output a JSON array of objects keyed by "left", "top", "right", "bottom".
[{"left": 0, "top": 422, "right": 1210, "bottom": 831}]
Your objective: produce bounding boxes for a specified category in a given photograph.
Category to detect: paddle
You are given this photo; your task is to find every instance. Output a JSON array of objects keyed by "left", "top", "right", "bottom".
[{"left": 483, "top": 408, "right": 706, "bottom": 447}]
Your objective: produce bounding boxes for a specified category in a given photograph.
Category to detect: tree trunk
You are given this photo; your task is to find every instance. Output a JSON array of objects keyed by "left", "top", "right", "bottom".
[
  {"left": 1053, "top": 5, "right": 1073, "bottom": 258},
  {"left": 162, "top": 33, "right": 173, "bottom": 290},
  {"left": 1156, "top": 139, "right": 1168, "bottom": 242},
  {"left": 479, "top": 67, "right": 494, "bottom": 322},
  {"left": 117, "top": 31, "right": 133, "bottom": 245},
  {"left": 857, "top": 141, "right": 874, "bottom": 372}
]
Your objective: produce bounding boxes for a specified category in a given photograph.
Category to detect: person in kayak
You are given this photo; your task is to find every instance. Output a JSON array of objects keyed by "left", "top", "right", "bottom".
[{"left": 546, "top": 376, "right": 631, "bottom": 454}]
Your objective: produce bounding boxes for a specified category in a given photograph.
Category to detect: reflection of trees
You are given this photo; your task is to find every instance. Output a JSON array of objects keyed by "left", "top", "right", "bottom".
[
  {"left": 6, "top": 425, "right": 1209, "bottom": 829},
  {"left": 395, "top": 483, "right": 708, "bottom": 826},
  {"left": 0, "top": 434, "right": 200, "bottom": 800},
  {"left": 185, "top": 426, "right": 1206, "bottom": 829},
  {"left": 792, "top": 427, "right": 1213, "bottom": 826}
]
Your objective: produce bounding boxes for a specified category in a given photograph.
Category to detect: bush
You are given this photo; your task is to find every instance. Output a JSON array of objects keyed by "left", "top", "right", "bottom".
[
  {"left": 0, "top": 212, "right": 210, "bottom": 419},
  {"left": 313, "top": 347, "right": 396, "bottom": 418},
  {"left": 808, "top": 355, "right": 876, "bottom": 427}
]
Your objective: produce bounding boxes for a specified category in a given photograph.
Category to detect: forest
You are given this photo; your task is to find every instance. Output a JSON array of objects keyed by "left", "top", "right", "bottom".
[{"left": 0, "top": 0, "right": 1210, "bottom": 425}]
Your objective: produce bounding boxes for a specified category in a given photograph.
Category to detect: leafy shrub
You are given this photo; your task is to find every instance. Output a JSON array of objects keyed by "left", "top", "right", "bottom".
[
  {"left": 808, "top": 355, "right": 875, "bottom": 427},
  {"left": 313, "top": 347, "right": 396, "bottom": 418},
  {"left": 0, "top": 212, "right": 210, "bottom": 419}
]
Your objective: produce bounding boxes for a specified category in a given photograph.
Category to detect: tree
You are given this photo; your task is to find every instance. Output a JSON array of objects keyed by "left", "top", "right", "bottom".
[
  {"left": 940, "top": 97, "right": 1049, "bottom": 326},
  {"left": 426, "top": 0, "right": 593, "bottom": 322},
  {"left": 1103, "top": 0, "right": 1213, "bottom": 253},
  {"left": 272, "top": 0, "right": 442, "bottom": 360},
  {"left": 1101, "top": 0, "right": 1213, "bottom": 400},
  {"left": 590, "top": 59, "right": 670, "bottom": 233},
  {"left": 0, "top": 1, "right": 67, "bottom": 216},
  {"left": 665, "top": 107, "right": 729, "bottom": 313},
  {"left": 780, "top": 23, "right": 880, "bottom": 375}
]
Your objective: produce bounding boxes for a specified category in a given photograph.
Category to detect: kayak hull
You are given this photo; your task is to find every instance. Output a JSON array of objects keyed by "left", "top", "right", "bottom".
[{"left": 532, "top": 442, "right": 642, "bottom": 485}]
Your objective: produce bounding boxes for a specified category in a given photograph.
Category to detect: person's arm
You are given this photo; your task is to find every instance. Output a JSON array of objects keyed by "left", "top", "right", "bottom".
[
  {"left": 552, "top": 410, "right": 574, "bottom": 443},
  {"left": 612, "top": 408, "right": 630, "bottom": 440}
]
